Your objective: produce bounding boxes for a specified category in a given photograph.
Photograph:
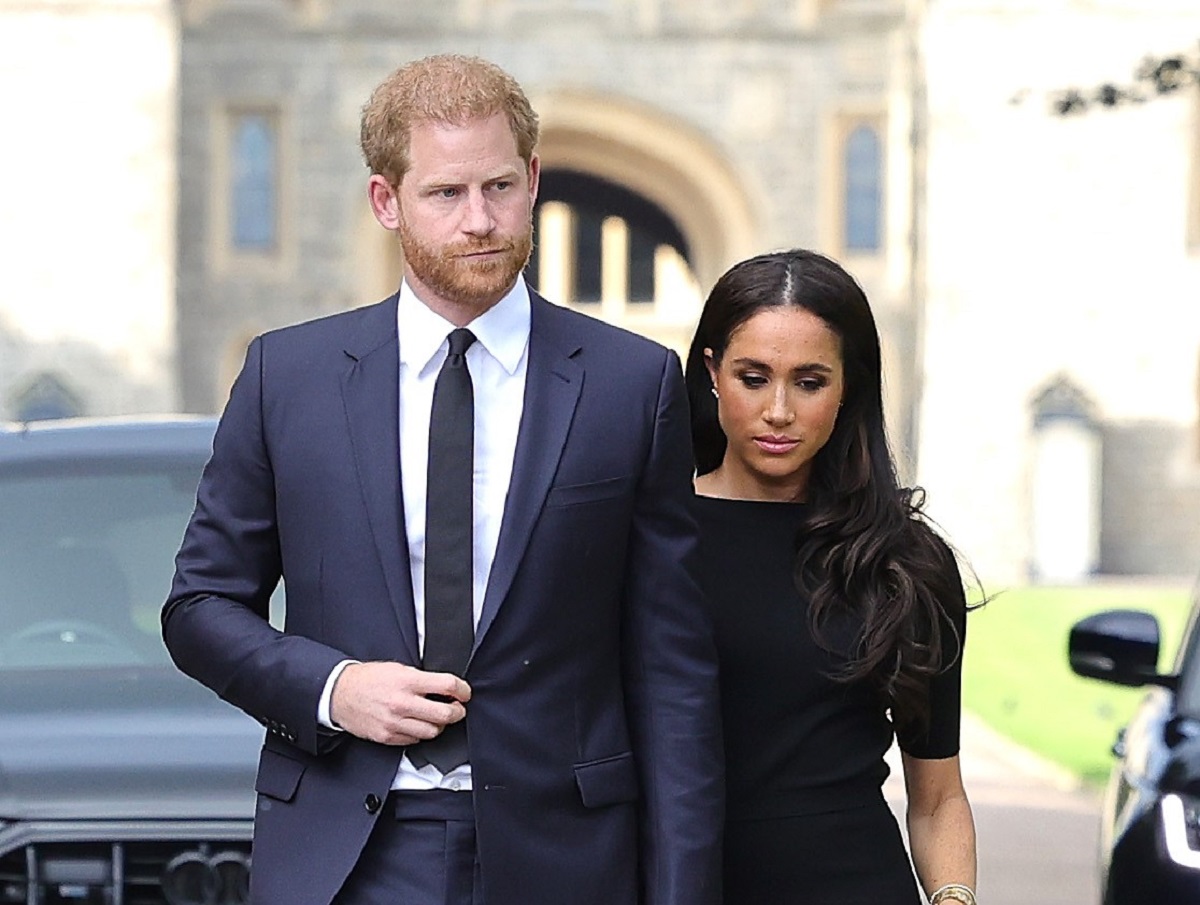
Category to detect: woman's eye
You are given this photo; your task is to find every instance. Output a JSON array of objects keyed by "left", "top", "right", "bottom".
[
  {"left": 797, "top": 377, "right": 827, "bottom": 392},
  {"left": 738, "top": 373, "right": 767, "bottom": 388}
]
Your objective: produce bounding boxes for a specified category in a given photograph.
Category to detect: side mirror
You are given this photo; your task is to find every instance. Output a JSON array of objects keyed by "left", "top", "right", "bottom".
[{"left": 1069, "top": 609, "right": 1166, "bottom": 688}]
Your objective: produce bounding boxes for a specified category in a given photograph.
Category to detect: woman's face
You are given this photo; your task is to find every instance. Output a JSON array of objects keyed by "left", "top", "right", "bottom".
[{"left": 705, "top": 306, "right": 845, "bottom": 501}]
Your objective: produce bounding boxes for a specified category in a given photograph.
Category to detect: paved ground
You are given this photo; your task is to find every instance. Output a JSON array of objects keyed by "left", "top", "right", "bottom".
[{"left": 884, "top": 714, "right": 1103, "bottom": 905}]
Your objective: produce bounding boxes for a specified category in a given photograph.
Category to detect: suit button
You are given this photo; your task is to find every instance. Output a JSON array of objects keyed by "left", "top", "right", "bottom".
[{"left": 364, "top": 793, "right": 382, "bottom": 814}]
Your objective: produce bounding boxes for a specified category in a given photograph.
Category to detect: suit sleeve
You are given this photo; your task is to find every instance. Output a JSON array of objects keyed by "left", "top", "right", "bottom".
[
  {"left": 161, "top": 335, "right": 348, "bottom": 755},
  {"left": 621, "top": 349, "right": 724, "bottom": 905}
]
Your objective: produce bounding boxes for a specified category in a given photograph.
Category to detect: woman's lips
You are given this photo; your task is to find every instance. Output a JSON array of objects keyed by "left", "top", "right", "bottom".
[{"left": 754, "top": 436, "right": 799, "bottom": 454}]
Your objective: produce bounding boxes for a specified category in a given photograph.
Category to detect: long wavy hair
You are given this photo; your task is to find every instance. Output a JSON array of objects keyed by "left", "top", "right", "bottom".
[{"left": 684, "top": 249, "right": 965, "bottom": 731}]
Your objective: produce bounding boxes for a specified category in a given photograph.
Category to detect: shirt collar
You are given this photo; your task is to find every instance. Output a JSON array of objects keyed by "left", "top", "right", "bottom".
[{"left": 397, "top": 277, "right": 531, "bottom": 376}]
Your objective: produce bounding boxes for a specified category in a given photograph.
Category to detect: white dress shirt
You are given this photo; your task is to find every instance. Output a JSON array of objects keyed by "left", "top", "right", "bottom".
[{"left": 318, "top": 277, "right": 530, "bottom": 791}]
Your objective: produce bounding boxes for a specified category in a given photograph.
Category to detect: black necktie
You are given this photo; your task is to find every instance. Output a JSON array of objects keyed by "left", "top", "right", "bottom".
[{"left": 414, "top": 327, "right": 476, "bottom": 773}]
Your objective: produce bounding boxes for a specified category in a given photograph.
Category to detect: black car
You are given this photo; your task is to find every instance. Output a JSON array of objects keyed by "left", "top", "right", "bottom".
[
  {"left": 0, "top": 417, "right": 268, "bottom": 905},
  {"left": 1069, "top": 594, "right": 1200, "bottom": 903}
]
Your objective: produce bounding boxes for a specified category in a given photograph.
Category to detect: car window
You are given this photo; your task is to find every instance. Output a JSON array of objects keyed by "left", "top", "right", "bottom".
[{"left": 0, "top": 456, "right": 285, "bottom": 670}]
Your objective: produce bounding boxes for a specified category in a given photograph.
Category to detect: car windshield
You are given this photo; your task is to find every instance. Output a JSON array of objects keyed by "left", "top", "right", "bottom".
[{"left": 0, "top": 456, "right": 205, "bottom": 670}]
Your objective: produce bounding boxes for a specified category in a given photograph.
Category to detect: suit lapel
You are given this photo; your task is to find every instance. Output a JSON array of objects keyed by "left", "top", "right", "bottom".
[
  {"left": 473, "top": 294, "right": 582, "bottom": 653},
  {"left": 340, "top": 296, "right": 421, "bottom": 664}
]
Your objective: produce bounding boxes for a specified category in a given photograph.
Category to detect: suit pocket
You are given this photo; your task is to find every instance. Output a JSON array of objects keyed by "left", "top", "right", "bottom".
[
  {"left": 545, "top": 475, "right": 632, "bottom": 509},
  {"left": 255, "top": 746, "right": 306, "bottom": 802},
  {"left": 573, "top": 752, "right": 639, "bottom": 808}
]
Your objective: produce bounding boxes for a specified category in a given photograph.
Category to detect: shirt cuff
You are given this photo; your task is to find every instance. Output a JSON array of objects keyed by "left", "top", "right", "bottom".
[{"left": 317, "top": 659, "right": 358, "bottom": 730}]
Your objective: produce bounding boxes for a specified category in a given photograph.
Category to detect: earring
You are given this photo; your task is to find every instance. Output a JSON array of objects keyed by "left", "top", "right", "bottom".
[{"left": 711, "top": 387, "right": 719, "bottom": 399}]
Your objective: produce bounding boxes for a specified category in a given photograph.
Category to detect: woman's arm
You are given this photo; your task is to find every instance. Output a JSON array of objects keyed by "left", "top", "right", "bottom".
[{"left": 902, "top": 752, "right": 977, "bottom": 900}]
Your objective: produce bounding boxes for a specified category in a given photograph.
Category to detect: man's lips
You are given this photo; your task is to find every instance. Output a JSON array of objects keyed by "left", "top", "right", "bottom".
[{"left": 754, "top": 436, "right": 799, "bottom": 454}]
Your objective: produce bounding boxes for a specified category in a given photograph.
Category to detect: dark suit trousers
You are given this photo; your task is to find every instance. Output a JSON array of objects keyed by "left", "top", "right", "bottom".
[{"left": 333, "top": 791, "right": 481, "bottom": 905}]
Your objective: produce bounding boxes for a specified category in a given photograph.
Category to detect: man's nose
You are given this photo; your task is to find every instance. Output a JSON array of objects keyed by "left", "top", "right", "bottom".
[{"left": 462, "top": 190, "right": 496, "bottom": 235}]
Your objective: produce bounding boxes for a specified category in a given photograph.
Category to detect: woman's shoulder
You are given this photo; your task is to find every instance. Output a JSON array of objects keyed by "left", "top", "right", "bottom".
[
  {"left": 905, "top": 516, "right": 954, "bottom": 560},
  {"left": 903, "top": 517, "right": 969, "bottom": 615}
]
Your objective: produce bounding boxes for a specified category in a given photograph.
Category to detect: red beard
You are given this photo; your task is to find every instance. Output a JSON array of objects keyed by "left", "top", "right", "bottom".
[{"left": 398, "top": 218, "right": 533, "bottom": 309}]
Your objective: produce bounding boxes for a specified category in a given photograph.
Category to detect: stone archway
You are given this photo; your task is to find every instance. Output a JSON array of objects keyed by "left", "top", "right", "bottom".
[{"left": 533, "top": 90, "right": 759, "bottom": 292}]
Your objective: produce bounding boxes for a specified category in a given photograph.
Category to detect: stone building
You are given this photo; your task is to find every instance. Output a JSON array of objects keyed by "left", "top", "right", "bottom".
[
  {"left": 918, "top": 0, "right": 1200, "bottom": 581},
  {"left": 5, "top": 0, "right": 1200, "bottom": 582},
  {"left": 0, "top": 0, "right": 178, "bottom": 419}
]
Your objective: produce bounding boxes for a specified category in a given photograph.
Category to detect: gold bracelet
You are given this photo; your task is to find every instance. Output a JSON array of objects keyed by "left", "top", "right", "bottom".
[{"left": 929, "top": 883, "right": 977, "bottom": 905}]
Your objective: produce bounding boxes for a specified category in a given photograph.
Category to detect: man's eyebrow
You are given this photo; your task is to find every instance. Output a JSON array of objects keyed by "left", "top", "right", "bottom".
[{"left": 418, "top": 166, "right": 522, "bottom": 189}]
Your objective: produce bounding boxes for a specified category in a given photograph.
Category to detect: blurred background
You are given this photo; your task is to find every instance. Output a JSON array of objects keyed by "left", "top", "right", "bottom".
[{"left": 3, "top": 0, "right": 1200, "bottom": 895}]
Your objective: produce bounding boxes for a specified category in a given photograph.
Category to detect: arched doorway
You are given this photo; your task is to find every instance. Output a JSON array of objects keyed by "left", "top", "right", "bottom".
[
  {"left": 533, "top": 90, "right": 758, "bottom": 292},
  {"left": 528, "top": 168, "right": 690, "bottom": 305},
  {"left": 524, "top": 168, "right": 703, "bottom": 354}
]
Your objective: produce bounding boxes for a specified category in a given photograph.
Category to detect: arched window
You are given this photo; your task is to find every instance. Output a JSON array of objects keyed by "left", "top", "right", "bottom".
[
  {"left": 843, "top": 124, "right": 883, "bottom": 254},
  {"left": 527, "top": 170, "right": 691, "bottom": 308},
  {"left": 231, "top": 113, "right": 278, "bottom": 251},
  {"left": 13, "top": 373, "right": 82, "bottom": 422}
]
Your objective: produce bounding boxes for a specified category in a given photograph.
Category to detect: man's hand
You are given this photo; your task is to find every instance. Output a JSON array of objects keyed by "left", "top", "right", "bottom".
[{"left": 329, "top": 661, "right": 470, "bottom": 746}]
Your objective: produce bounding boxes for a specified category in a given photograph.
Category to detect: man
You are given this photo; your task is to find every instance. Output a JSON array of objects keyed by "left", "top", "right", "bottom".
[{"left": 162, "top": 54, "right": 722, "bottom": 905}]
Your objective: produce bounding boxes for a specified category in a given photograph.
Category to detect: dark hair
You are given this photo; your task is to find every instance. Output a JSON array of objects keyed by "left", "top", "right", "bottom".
[{"left": 684, "top": 248, "right": 965, "bottom": 731}]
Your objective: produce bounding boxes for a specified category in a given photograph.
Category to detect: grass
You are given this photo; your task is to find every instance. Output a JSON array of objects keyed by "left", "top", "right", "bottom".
[{"left": 961, "top": 582, "right": 1194, "bottom": 787}]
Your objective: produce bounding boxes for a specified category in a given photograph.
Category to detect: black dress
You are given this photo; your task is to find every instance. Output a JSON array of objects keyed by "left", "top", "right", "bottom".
[{"left": 693, "top": 496, "right": 966, "bottom": 905}]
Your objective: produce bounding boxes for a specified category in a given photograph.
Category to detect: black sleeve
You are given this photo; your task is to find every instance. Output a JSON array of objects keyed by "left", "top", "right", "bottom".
[{"left": 896, "top": 534, "right": 968, "bottom": 759}]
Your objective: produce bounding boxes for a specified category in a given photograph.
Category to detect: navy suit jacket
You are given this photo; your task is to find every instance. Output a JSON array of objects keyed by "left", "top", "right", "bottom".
[{"left": 162, "top": 289, "right": 723, "bottom": 905}]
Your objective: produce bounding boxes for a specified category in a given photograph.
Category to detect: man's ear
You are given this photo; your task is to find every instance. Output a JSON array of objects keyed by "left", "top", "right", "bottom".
[
  {"left": 527, "top": 153, "right": 541, "bottom": 205},
  {"left": 367, "top": 174, "right": 401, "bottom": 230}
]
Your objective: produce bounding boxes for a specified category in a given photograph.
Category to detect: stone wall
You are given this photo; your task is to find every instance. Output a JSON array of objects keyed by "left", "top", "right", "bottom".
[{"left": 919, "top": 0, "right": 1200, "bottom": 581}]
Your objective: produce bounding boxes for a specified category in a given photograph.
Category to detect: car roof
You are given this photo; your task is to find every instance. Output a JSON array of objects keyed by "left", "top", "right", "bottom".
[{"left": 0, "top": 415, "right": 218, "bottom": 464}]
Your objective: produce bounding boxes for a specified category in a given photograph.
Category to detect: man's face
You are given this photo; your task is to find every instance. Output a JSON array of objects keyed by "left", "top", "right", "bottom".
[{"left": 383, "top": 112, "right": 539, "bottom": 321}]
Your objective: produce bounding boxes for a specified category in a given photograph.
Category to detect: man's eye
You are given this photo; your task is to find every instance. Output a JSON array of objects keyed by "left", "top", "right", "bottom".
[
  {"left": 491, "top": 180, "right": 513, "bottom": 191},
  {"left": 437, "top": 187, "right": 459, "bottom": 199}
]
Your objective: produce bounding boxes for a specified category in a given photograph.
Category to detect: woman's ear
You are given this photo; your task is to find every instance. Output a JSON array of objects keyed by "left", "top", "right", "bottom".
[{"left": 703, "top": 348, "right": 718, "bottom": 388}]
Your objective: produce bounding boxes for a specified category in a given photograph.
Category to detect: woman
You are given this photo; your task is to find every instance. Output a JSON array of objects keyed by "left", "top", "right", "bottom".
[{"left": 685, "top": 249, "right": 978, "bottom": 905}]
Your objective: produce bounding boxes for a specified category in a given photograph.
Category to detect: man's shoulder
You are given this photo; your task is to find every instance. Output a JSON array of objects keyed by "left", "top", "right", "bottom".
[
  {"left": 532, "top": 293, "right": 672, "bottom": 361},
  {"left": 260, "top": 296, "right": 395, "bottom": 347}
]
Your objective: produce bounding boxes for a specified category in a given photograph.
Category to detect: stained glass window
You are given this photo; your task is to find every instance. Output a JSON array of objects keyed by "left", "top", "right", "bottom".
[
  {"left": 844, "top": 124, "right": 882, "bottom": 253},
  {"left": 231, "top": 113, "right": 277, "bottom": 251}
]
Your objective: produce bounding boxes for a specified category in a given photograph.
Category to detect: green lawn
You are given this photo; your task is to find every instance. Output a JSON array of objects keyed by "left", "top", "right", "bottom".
[{"left": 962, "top": 582, "right": 1194, "bottom": 787}]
